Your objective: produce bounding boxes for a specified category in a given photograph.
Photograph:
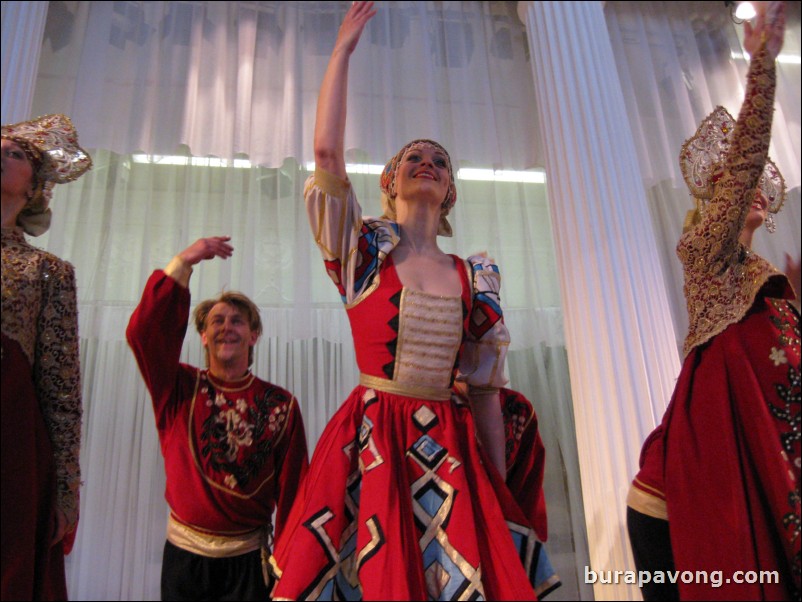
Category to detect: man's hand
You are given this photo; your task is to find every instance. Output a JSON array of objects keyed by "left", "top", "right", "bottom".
[
  {"left": 165, "top": 236, "right": 233, "bottom": 287},
  {"left": 177, "top": 236, "right": 234, "bottom": 266}
]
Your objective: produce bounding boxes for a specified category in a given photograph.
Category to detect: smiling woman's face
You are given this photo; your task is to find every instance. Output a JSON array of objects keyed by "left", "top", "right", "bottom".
[
  {"left": 1, "top": 138, "right": 36, "bottom": 204},
  {"left": 394, "top": 143, "right": 451, "bottom": 205}
]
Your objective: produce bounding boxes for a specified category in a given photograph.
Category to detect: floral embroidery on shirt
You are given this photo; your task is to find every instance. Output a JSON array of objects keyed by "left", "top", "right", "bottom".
[
  {"left": 217, "top": 408, "right": 255, "bottom": 461},
  {"left": 771, "top": 347, "right": 788, "bottom": 366},
  {"left": 268, "top": 406, "right": 287, "bottom": 434},
  {"left": 199, "top": 383, "right": 293, "bottom": 490}
]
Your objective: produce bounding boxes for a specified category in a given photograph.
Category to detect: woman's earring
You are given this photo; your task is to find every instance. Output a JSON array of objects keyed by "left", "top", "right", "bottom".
[{"left": 765, "top": 212, "right": 776, "bottom": 234}]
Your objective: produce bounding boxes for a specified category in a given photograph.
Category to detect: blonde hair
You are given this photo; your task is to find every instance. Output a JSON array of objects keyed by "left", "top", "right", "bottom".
[{"left": 193, "top": 292, "right": 262, "bottom": 367}]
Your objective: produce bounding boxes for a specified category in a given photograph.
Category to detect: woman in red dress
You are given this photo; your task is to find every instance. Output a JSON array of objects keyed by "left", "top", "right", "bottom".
[
  {"left": 270, "top": 3, "right": 558, "bottom": 600},
  {"left": 2, "top": 114, "right": 92, "bottom": 600},
  {"left": 626, "top": 3, "right": 800, "bottom": 600}
]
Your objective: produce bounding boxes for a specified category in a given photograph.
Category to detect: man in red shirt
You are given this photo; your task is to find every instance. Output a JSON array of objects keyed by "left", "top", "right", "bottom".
[{"left": 127, "top": 236, "right": 308, "bottom": 601}]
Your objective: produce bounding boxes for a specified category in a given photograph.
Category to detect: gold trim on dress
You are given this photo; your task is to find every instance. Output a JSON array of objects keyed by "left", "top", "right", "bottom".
[
  {"left": 359, "top": 374, "right": 452, "bottom": 401},
  {"left": 626, "top": 481, "right": 668, "bottom": 520}
]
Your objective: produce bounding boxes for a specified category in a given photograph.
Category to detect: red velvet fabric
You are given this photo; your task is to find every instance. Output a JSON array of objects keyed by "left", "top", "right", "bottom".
[
  {"left": 1, "top": 334, "right": 68, "bottom": 601},
  {"left": 126, "top": 271, "right": 309, "bottom": 538},
  {"left": 660, "top": 296, "right": 800, "bottom": 600}
]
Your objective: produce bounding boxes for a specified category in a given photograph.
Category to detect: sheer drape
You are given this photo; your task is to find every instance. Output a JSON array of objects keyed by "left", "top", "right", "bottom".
[
  {"left": 605, "top": 0, "right": 802, "bottom": 349},
  {"left": 33, "top": 0, "right": 544, "bottom": 170},
  {"left": 27, "top": 2, "right": 589, "bottom": 600}
]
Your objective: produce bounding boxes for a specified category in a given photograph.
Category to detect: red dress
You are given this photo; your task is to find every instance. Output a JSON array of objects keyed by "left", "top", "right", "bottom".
[
  {"left": 270, "top": 169, "right": 558, "bottom": 601},
  {"left": 628, "top": 41, "right": 801, "bottom": 600},
  {"left": 664, "top": 291, "right": 800, "bottom": 600},
  {"left": 2, "top": 227, "right": 82, "bottom": 601}
]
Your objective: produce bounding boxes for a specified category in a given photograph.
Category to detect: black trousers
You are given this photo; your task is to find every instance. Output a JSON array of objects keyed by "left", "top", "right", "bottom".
[
  {"left": 626, "top": 507, "right": 679, "bottom": 601},
  {"left": 161, "top": 540, "right": 272, "bottom": 601}
]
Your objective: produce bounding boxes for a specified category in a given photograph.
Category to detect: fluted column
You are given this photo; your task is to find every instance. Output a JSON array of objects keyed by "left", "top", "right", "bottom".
[
  {"left": 1, "top": 0, "right": 48, "bottom": 123},
  {"left": 518, "top": 2, "right": 681, "bottom": 600}
]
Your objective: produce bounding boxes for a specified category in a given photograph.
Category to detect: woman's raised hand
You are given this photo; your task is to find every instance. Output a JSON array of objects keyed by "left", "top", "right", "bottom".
[
  {"left": 333, "top": 1, "right": 377, "bottom": 56},
  {"left": 743, "top": 1, "right": 785, "bottom": 60}
]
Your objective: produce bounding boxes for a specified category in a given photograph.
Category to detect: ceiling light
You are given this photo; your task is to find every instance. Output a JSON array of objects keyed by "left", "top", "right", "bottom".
[{"left": 734, "top": 2, "right": 756, "bottom": 21}]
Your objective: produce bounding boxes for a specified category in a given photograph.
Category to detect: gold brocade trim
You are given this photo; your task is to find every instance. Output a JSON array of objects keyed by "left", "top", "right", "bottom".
[
  {"left": 344, "top": 264, "right": 383, "bottom": 309},
  {"left": 468, "top": 385, "right": 500, "bottom": 396},
  {"left": 626, "top": 482, "right": 668, "bottom": 520},
  {"left": 164, "top": 255, "right": 193, "bottom": 289},
  {"left": 678, "top": 43, "right": 792, "bottom": 357},
  {"left": 394, "top": 288, "right": 462, "bottom": 388},
  {"left": 268, "top": 554, "right": 283, "bottom": 580},
  {"left": 314, "top": 166, "right": 351, "bottom": 200},
  {"left": 167, "top": 513, "right": 264, "bottom": 558},
  {"left": 359, "top": 374, "right": 452, "bottom": 401}
]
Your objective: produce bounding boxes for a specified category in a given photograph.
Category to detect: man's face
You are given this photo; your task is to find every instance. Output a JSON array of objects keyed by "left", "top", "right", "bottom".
[{"left": 200, "top": 302, "right": 257, "bottom": 370}]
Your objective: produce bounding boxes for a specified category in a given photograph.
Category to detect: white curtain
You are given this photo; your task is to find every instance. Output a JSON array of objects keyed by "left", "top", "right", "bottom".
[
  {"left": 605, "top": 0, "right": 802, "bottom": 349},
  {"left": 34, "top": 0, "right": 545, "bottom": 170},
  {"left": 28, "top": 1, "right": 590, "bottom": 600}
]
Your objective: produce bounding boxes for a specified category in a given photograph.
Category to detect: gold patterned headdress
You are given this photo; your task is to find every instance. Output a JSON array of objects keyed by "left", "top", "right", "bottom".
[
  {"left": 679, "top": 106, "right": 786, "bottom": 228},
  {"left": 2, "top": 114, "right": 92, "bottom": 236}
]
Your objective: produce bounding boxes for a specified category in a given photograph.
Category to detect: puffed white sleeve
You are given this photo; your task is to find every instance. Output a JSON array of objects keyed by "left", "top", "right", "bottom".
[
  {"left": 457, "top": 254, "right": 510, "bottom": 389},
  {"left": 305, "top": 167, "right": 399, "bottom": 305}
]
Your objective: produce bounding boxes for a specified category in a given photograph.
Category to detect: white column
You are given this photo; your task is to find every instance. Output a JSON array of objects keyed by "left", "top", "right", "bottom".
[
  {"left": 517, "top": 2, "right": 681, "bottom": 600},
  {"left": 1, "top": 0, "right": 48, "bottom": 123}
]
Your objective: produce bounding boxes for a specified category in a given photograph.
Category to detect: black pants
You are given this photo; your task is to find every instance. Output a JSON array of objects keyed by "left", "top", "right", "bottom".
[
  {"left": 626, "top": 507, "right": 679, "bottom": 601},
  {"left": 161, "top": 540, "right": 272, "bottom": 601}
]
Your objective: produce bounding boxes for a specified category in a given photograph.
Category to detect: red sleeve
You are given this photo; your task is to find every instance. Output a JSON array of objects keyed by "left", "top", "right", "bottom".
[
  {"left": 125, "top": 270, "right": 191, "bottom": 427},
  {"left": 272, "top": 398, "right": 309, "bottom": 542},
  {"left": 633, "top": 424, "right": 666, "bottom": 494}
]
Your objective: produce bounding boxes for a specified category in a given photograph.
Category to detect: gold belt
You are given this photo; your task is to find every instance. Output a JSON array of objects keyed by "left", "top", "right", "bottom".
[
  {"left": 166, "top": 513, "right": 267, "bottom": 558},
  {"left": 359, "top": 373, "right": 452, "bottom": 401}
]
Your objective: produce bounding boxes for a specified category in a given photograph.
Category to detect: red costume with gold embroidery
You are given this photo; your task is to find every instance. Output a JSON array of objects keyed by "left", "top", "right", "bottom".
[
  {"left": 2, "top": 228, "right": 82, "bottom": 601},
  {"left": 126, "top": 270, "right": 308, "bottom": 553},
  {"left": 628, "top": 40, "right": 800, "bottom": 600}
]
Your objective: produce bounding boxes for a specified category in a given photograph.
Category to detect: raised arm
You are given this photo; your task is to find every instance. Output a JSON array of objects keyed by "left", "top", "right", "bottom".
[
  {"left": 164, "top": 235, "right": 234, "bottom": 287},
  {"left": 126, "top": 236, "right": 234, "bottom": 420},
  {"left": 743, "top": 1, "right": 785, "bottom": 59},
  {"left": 679, "top": 1, "right": 784, "bottom": 262},
  {"left": 313, "top": 1, "right": 376, "bottom": 178}
]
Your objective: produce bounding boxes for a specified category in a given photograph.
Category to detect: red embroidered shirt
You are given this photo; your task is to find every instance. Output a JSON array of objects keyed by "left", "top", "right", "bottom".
[{"left": 127, "top": 270, "right": 308, "bottom": 539}]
